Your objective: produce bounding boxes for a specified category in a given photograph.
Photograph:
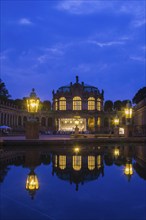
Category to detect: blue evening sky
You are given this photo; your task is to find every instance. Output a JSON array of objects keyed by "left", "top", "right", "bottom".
[{"left": 0, "top": 0, "right": 146, "bottom": 102}]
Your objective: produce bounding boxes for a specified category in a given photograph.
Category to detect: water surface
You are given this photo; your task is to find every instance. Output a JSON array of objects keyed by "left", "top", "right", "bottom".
[{"left": 0, "top": 144, "right": 146, "bottom": 220}]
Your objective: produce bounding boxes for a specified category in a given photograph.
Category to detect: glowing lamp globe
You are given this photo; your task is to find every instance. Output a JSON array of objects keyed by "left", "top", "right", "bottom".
[
  {"left": 114, "top": 148, "right": 120, "bottom": 157},
  {"left": 114, "top": 115, "right": 119, "bottom": 126},
  {"left": 74, "top": 147, "right": 80, "bottom": 153},
  {"left": 124, "top": 163, "right": 133, "bottom": 176},
  {"left": 26, "top": 169, "right": 39, "bottom": 199},
  {"left": 124, "top": 102, "right": 132, "bottom": 119},
  {"left": 75, "top": 120, "right": 79, "bottom": 126},
  {"left": 26, "top": 88, "right": 40, "bottom": 113}
]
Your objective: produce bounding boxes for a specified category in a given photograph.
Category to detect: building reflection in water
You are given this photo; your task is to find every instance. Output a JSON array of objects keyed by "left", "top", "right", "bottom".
[
  {"left": 52, "top": 146, "right": 104, "bottom": 191},
  {"left": 0, "top": 144, "right": 146, "bottom": 196}
]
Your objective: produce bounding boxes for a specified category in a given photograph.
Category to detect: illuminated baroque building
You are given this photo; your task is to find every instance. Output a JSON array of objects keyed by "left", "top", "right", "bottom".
[
  {"left": 52, "top": 76, "right": 104, "bottom": 132},
  {"left": 0, "top": 76, "right": 146, "bottom": 135}
]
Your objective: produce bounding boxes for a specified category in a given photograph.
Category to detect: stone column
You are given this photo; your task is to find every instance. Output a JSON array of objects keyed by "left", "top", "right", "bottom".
[{"left": 25, "top": 120, "right": 39, "bottom": 139}]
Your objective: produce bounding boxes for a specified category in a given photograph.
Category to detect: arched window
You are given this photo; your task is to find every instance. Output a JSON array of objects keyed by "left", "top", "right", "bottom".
[
  {"left": 88, "top": 117, "right": 95, "bottom": 130},
  {"left": 18, "top": 116, "right": 22, "bottom": 126},
  {"left": 88, "top": 156, "right": 95, "bottom": 170},
  {"left": 104, "top": 117, "right": 109, "bottom": 128},
  {"left": 73, "top": 156, "right": 82, "bottom": 171},
  {"left": 59, "top": 155, "right": 66, "bottom": 170},
  {"left": 88, "top": 97, "right": 95, "bottom": 110},
  {"left": 55, "top": 99, "right": 58, "bottom": 110},
  {"left": 41, "top": 117, "right": 46, "bottom": 126},
  {"left": 59, "top": 97, "right": 66, "bottom": 110},
  {"left": 97, "top": 117, "right": 101, "bottom": 127},
  {"left": 48, "top": 117, "right": 53, "bottom": 127},
  {"left": 97, "top": 155, "right": 102, "bottom": 169},
  {"left": 73, "top": 96, "right": 82, "bottom": 110},
  {"left": 97, "top": 98, "right": 101, "bottom": 111},
  {"left": 23, "top": 116, "right": 27, "bottom": 126}
]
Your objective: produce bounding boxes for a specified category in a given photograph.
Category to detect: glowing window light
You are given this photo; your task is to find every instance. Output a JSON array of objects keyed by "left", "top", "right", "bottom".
[
  {"left": 97, "top": 155, "right": 101, "bottom": 169},
  {"left": 59, "top": 155, "right": 66, "bottom": 170},
  {"left": 73, "top": 156, "right": 82, "bottom": 171},
  {"left": 97, "top": 98, "right": 101, "bottom": 111},
  {"left": 55, "top": 99, "right": 58, "bottom": 110},
  {"left": 88, "top": 156, "right": 95, "bottom": 170},
  {"left": 73, "top": 96, "right": 82, "bottom": 110},
  {"left": 88, "top": 97, "right": 95, "bottom": 110},
  {"left": 59, "top": 97, "right": 66, "bottom": 110}
]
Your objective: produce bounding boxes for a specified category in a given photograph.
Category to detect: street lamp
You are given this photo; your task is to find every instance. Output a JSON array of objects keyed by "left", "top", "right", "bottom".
[
  {"left": 114, "top": 115, "right": 119, "bottom": 127},
  {"left": 26, "top": 88, "right": 40, "bottom": 115},
  {"left": 26, "top": 168, "right": 39, "bottom": 199},
  {"left": 124, "top": 102, "right": 132, "bottom": 120},
  {"left": 113, "top": 115, "right": 119, "bottom": 136},
  {"left": 25, "top": 88, "right": 40, "bottom": 139},
  {"left": 124, "top": 101, "right": 133, "bottom": 137}
]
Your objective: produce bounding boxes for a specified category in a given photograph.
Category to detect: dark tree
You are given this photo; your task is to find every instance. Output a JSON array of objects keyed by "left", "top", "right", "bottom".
[
  {"left": 113, "top": 100, "right": 122, "bottom": 111},
  {"left": 0, "top": 79, "right": 11, "bottom": 100},
  {"left": 13, "top": 99, "right": 26, "bottom": 109},
  {"left": 132, "top": 87, "right": 146, "bottom": 104},
  {"left": 104, "top": 100, "right": 113, "bottom": 112},
  {"left": 42, "top": 100, "right": 51, "bottom": 110},
  {"left": 121, "top": 100, "right": 132, "bottom": 108}
]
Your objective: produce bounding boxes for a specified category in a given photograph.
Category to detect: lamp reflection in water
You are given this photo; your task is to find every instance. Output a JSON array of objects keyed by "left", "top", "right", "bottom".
[
  {"left": 113, "top": 147, "right": 120, "bottom": 159},
  {"left": 26, "top": 168, "right": 39, "bottom": 199},
  {"left": 74, "top": 147, "right": 80, "bottom": 154},
  {"left": 124, "top": 161, "right": 133, "bottom": 181}
]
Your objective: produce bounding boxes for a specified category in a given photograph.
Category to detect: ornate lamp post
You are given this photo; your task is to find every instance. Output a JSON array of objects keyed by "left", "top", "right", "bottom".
[
  {"left": 25, "top": 88, "right": 40, "bottom": 139},
  {"left": 124, "top": 102, "right": 132, "bottom": 124},
  {"left": 114, "top": 115, "right": 119, "bottom": 127},
  {"left": 124, "top": 101, "right": 133, "bottom": 137},
  {"left": 26, "top": 168, "right": 39, "bottom": 199},
  {"left": 113, "top": 115, "right": 119, "bottom": 136},
  {"left": 26, "top": 88, "right": 40, "bottom": 115}
]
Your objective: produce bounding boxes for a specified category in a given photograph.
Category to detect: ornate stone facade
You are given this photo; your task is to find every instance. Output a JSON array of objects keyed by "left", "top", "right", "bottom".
[
  {"left": 2, "top": 76, "right": 144, "bottom": 134},
  {"left": 133, "top": 98, "right": 146, "bottom": 136}
]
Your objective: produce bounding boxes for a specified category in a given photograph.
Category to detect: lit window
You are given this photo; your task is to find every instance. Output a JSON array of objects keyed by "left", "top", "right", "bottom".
[
  {"left": 119, "top": 127, "right": 124, "bottom": 135},
  {"left": 59, "top": 97, "right": 66, "bottom": 110},
  {"left": 59, "top": 155, "right": 66, "bottom": 170},
  {"left": 55, "top": 99, "right": 58, "bottom": 110},
  {"left": 97, "top": 155, "right": 101, "bottom": 169},
  {"left": 73, "top": 156, "right": 81, "bottom": 171},
  {"left": 97, "top": 117, "right": 101, "bottom": 127},
  {"left": 88, "top": 97, "right": 95, "bottom": 110},
  {"left": 97, "top": 98, "right": 101, "bottom": 111},
  {"left": 73, "top": 96, "right": 82, "bottom": 110},
  {"left": 54, "top": 155, "right": 58, "bottom": 167},
  {"left": 88, "top": 156, "right": 95, "bottom": 170},
  {"left": 88, "top": 117, "right": 95, "bottom": 129}
]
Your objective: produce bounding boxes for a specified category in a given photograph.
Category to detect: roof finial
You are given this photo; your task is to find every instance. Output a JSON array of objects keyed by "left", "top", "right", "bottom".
[{"left": 76, "top": 75, "right": 79, "bottom": 83}]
